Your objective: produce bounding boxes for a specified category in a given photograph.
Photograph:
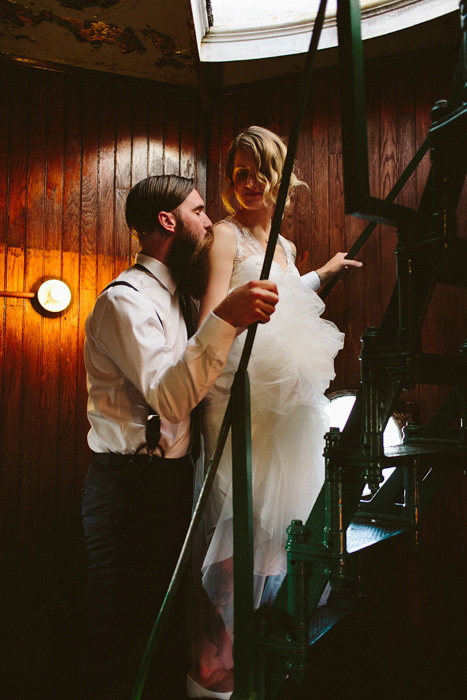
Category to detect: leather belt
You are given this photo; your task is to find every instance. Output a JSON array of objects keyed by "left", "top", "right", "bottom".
[{"left": 92, "top": 452, "right": 191, "bottom": 467}]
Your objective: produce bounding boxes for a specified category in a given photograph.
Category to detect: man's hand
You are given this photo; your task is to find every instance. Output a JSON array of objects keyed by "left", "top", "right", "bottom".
[
  {"left": 214, "top": 280, "right": 279, "bottom": 328},
  {"left": 316, "top": 252, "right": 363, "bottom": 285}
]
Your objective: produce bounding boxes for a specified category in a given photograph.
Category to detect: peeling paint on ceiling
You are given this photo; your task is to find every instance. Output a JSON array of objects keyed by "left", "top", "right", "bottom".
[
  {"left": 0, "top": 0, "right": 197, "bottom": 85},
  {"left": 0, "top": 0, "right": 459, "bottom": 88}
]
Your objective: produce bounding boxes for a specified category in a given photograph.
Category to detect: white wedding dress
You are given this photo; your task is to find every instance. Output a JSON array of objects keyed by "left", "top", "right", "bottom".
[{"left": 196, "top": 216, "right": 344, "bottom": 643}]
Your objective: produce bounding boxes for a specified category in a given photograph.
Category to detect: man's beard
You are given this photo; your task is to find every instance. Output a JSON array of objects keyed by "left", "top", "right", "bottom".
[{"left": 166, "top": 225, "right": 214, "bottom": 299}]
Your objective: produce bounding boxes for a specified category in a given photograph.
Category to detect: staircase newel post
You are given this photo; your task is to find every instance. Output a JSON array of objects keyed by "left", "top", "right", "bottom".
[
  {"left": 231, "top": 369, "right": 256, "bottom": 700},
  {"left": 396, "top": 221, "right": 422, "bottom": 360},
  {"left": 360, "top": 328, "right": 384, "bottom": 491},
  {"left": 253, "top": 649, "right": 267, "bottom": 700},
  {"left": 324, "top": 428, "right": 346, "bottom": 587},
  {"left": 285, "top": 519, "right": 308, "bottom": 685},
  {"left": 430, "top": 99, "right": 451, "bottom": 242},
  {"left": 404, "top": 459, "right": 421, "bottom": 550}
]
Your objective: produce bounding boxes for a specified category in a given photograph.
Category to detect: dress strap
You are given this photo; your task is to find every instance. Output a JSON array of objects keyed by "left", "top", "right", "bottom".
[{"left": 278, "top": 236, "right": 294, "bottom": 267}]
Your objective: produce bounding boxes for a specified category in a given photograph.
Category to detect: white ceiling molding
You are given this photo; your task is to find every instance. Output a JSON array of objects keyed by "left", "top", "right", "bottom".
[{"left": 190, "top": 0, "right": 459, "bottom": 62}]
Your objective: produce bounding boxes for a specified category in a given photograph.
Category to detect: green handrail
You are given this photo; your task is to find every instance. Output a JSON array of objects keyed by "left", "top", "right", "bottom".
[{"left": 319, "top": 137, "right": 430, "bottom": 301}]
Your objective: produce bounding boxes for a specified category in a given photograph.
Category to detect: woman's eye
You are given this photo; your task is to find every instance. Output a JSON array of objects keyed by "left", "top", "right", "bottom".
[{"left": 233, "top": 169, "right": 249, "bottom": 182}]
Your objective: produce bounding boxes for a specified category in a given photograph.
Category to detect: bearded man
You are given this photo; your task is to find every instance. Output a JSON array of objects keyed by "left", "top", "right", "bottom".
[{"left": 81, "top": 175, "right": 278, "bottom": 699}]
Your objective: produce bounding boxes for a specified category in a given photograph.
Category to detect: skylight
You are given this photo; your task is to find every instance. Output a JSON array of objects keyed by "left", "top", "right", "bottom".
[{"left": 191, "top": 0, "right": 458, "bottom": 62}]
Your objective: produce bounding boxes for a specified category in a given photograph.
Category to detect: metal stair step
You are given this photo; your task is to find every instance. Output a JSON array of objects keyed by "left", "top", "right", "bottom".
[
  {"left": 327, "top": 441, "right": 467, "bottom": 467},
  {"left": 384, "top": 442, "right": 467, "bottom": 464},
  {"left": 307, "top": 521, "right": 411, "bottom": 648},
  {"left": 346, "top": 519, "right": 410, "bottom": 553},
  {"left": 309, "top": 592, "right": 360, "bottom": 646}
]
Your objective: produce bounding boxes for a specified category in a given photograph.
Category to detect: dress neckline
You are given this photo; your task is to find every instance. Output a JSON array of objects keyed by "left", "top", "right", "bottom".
[{"left": 229, "top": 216, "right": 291, "bottom": 272}]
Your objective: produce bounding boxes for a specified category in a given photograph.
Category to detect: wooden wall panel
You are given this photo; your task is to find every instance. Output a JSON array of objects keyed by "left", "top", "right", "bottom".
[
  {"left": 206, "top": 100, "right": 222, "bottom": 224},
  {"left": 17, "top": 72, "right": 46, "bottom": 613},
  {"left": 0, "top": 65, "right": 8, "bottom": 621},
  {"left": 164, "top": 96, "right": 181, "bottom": 176},
  {"left": 0, "top": 61, "right": 207, "bottom": 636},
  {"left": 149, "top": 89, "right": 164, "bottom": 177},
  {"left": 97, "top": 82, "right": 116, "bottom": 292}
]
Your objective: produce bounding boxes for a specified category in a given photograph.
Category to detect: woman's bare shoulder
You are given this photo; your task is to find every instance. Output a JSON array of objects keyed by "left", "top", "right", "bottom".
[
  {"left": 212, "top": 220, "right": 237, "bottom": 251},
  {"left": 213, "top": 219, "right": 236, "bottom": 235}
]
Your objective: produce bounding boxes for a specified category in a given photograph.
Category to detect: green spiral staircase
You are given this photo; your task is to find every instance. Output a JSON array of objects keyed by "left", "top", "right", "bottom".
[{"left": 244, "top": 2, "right": 467, "bottom": 698}]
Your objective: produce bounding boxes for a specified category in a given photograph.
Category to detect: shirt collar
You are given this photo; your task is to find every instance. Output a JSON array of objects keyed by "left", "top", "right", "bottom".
[{"left": 135, "top": 252, "right": 177, "bottom": 296}]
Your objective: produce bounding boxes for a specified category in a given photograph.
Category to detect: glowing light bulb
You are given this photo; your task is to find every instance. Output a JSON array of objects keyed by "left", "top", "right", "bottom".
[
  {"left": 37, "top": 280, "right": 71, "bottom": 312},
  {"left": 49, "top": 284, "right": 67, "bottom": 303}
]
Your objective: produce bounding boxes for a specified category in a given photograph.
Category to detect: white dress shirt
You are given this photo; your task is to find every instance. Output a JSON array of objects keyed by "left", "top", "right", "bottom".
[{"left": 85, "top": 253, "right": 236, "bottom": 458}]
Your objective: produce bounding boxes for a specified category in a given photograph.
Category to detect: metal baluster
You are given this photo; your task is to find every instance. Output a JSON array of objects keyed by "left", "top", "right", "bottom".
[{"left": 231, "top": 370, "right": 255, "bottom": 699}]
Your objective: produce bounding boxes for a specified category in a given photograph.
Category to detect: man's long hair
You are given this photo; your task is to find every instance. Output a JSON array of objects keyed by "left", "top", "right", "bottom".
[{"left": 125, "top": 175, "right": 194, "bottom": 241}]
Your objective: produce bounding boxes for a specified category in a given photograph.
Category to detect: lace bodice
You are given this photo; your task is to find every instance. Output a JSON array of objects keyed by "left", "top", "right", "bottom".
[{"left": 220, "top": 216, "right": 300, "bottom": 289}]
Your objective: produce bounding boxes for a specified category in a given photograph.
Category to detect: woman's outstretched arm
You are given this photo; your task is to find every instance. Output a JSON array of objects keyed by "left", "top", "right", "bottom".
[
  {"left": 286, "top": 238, "right": 363, "bottom": 289},
  {"left": 198, "top": 222, "right": 237, "bottom": 328}
]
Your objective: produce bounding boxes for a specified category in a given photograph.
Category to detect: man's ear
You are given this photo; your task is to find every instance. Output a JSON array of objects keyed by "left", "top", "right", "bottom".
[{"left": 158, "top": 211, "right": 177, "bottom": 235}]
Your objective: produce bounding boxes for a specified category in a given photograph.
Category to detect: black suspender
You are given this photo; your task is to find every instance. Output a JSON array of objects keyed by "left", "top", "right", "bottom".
[
  {"left": 104, "top": 280, "right": 138, "bottom": 292},
  {"left": 102, "top": 269, "right": 165, "bottom": 457},
  {"left": 101, "top": 264, "right": 200, "bottom": 460},
  {"left": 103, "top": 275, "right": 163, "bottom": 328},
  {"left": 178, "top": 289, "right": 201, "bottom": 461}
]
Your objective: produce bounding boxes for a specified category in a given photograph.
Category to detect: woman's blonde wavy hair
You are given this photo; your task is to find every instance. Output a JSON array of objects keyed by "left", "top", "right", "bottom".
[{"left": 222, "top": 125, "right": 306, "bottom": 214}]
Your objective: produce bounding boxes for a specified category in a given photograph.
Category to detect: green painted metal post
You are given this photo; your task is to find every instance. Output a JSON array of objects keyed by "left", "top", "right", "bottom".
[
  {"left": 285, "top": 520, "right": 308, "bottom": 685},
  {"left": 254, "top": 652, "right": 267, "bottom": 700},
  {"left": 324, "top": 428, "right": 346, "bottom": 586},
  {"left": 336, "top": 0, "right": 415, "bottom": 225},
  {"left": 336, "top": 0, "right": 369, "bottom": 214},
  {"left": 404, "top": 461, "right": 421, "bottom": 550},
  {"left": 360, "top": 328, "right": 384, "bottom": 491},
  {"left": 460, "top": 341, "right": 467, "bottom": 446},
  {"left": 231, "top": 369, "right": 256, "bottom": 700}
]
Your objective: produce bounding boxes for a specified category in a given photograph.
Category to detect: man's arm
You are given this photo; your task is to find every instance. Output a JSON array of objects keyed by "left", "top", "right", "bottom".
[
  {"left": 214, "top": 280, "right": 278, "bottom": 327},
  {"left": 89, "top": 281, "right": 278, "bottom": 425}
]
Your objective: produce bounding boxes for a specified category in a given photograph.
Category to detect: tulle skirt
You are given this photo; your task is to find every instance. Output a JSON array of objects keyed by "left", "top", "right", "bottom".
[{"left": 196, "top": 269, "right": 344, "bottom": 636}]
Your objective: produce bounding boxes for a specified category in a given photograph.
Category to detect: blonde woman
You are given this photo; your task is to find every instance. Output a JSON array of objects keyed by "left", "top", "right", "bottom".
[{"left": 187, "top": 127, "right": 361, "bottom": 699}]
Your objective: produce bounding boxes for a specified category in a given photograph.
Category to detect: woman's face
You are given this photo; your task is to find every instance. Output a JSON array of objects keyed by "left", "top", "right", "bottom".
[{"left": 232, "top": 148, "right": 266, "bottom": 211}]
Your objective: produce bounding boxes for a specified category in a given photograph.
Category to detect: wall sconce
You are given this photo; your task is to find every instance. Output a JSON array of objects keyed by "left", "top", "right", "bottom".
[
  {"left": 37, "top": 280, "right": 71, "bottom": 312},
  {"left": 0, "top": 280, "right": 72, "bottom": 313}
]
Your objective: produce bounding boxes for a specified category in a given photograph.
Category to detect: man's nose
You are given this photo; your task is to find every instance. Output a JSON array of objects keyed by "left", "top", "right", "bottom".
[{"left": 204, "top": 214, "right": 213, "bottom": 228}]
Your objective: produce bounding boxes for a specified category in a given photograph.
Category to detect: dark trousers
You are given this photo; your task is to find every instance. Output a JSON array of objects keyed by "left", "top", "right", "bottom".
[{"left": 81, "top": 453, "right": 193, "bottom": 699}]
